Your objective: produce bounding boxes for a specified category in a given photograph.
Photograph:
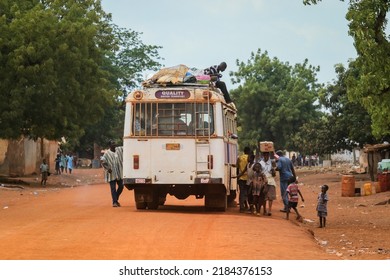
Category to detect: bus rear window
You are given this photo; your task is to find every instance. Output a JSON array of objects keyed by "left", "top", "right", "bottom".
[{"left": 132, "top": 103, "right": 213, "bottom": 137}]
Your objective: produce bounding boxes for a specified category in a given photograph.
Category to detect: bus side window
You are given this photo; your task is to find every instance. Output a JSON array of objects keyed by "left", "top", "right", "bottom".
[
  {"left": 133, "top": 103, "right": 158, "bottom": 136},
  {"left": 133, "top": 104, "right": 145, "bottom": 136},
  {"left": 223, "top": 106, "right": 237, "bottom": 138}
]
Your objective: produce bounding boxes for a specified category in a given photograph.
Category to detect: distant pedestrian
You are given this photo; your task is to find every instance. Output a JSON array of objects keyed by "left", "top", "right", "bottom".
[
  {"left": 297, "top": 154, "right": 302, "bottom": 166},
  {"left": 67, "top": 153, "right": 74, "bottom": 174},
  {"left": 63, "top": 153, "right": 69, "bottom": 173},
  {"left": 55, "top": 154, "right": 61, "bottom": 175},
  {"left": 317, "top": 185, "right": 329, "bottom": 228},
  {"left": 285, "top": 176, "right": 304, "bottom": 221},
  {"left": 40, "top": 159, "right": 49, "bottom": 186},
  {"left": 101, "top": 140, "right": 124, "bottom": 207},
  {"left": 292, "top": 153, "right": 297, "bottom": 167},
  {"left": 59, "top": 153, "right": 66, "bottom": 173}
]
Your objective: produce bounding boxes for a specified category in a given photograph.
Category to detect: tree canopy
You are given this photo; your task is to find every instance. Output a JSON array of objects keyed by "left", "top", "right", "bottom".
[
  {"left": 230, "top": 49, "right": 322, "bottom": 152},
  {"left": 303, "top": 0, "right": 390, "bottom": 140},
  {"left": 78, "top": 24, "right": 162, "bottom": 151},
  {"left": 292, "top": 63, "right": 376, "bottom": 156},
  {"left": 0, "top": 0, "right": 162, "bottom": 146}
]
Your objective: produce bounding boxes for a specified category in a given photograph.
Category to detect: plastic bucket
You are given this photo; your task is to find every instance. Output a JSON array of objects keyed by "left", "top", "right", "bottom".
[
  {"left": 363, "top": 183, "right": 372, "bottom": 196},
  {"left": 341, "top": 175, "right": 355, "bottom": 197}
]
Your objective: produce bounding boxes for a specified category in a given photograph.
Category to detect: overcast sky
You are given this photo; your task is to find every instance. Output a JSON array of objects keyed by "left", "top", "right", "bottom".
[{"left": 101, "top": 0, "right": 356, "bottom": 89}]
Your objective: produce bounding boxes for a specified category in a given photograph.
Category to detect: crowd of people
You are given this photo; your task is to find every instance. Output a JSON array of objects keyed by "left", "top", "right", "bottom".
[
  {"left": 235, "top": 147, "right": 279, "bottom": 216},
  {"left": 54, "top": 152, "right": 75, "bottom": 175},
  {"left": 235, "top": 147, "right": 329, "bottom": 227},
  {"left": 291, "top": 153, "right": 319, "bottom": 167}
]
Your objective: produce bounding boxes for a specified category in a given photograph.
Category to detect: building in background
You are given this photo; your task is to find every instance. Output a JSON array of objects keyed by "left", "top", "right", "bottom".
[{"left": 0, "top": 138, "right": 58, "bottom": 177}]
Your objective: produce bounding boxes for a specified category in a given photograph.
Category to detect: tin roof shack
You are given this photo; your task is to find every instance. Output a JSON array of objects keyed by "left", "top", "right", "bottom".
[{"left": 364, "top": 143, "right": 390, "bottom": 181}]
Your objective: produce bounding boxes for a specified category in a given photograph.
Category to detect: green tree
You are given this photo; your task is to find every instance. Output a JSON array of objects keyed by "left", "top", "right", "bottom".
[
  {"left": 0, "top": 0, "right": 163, "bottom": 154},
  {"left": 292, "top": 64, "right": 376, "bottom": 155},
  {"left": 290, "top": 116, "right": 333, "bottom": 157},
  {"left": 230, "top": 49, "right": 322, "bottom": 151},
  {"left": 320, "top": 64, "right": 376, "bottom": 148},
  {"left": 303, "top": 0, "right": 390, "bottom": 140},
  {"left": 77, "top": 25, "right": 163, "bottom": 154},
  {"left": 293, "top": 64, "right": 375, "bottom": 155},
  {"left": 108, "top": 24, "right": 162, "bottom": 100},
  {"left": 0, "top": 0, "right": 116, "bottom": 141}
]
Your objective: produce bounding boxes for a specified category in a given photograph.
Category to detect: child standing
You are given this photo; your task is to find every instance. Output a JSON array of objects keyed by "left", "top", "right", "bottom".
[
  {"left": 285, "top": 176, "right": 304, "bottom": 220},
  {"left": 245, "top": 154, "right": 256, "bottom": 213},
  {"left": 251, "top": 162, "right": 268, "bottom": 216},
  {"left": 40, "top": 159, "right": 49, "bottom": 186},
  {"left": 317, "top": 185, "right": 329, "bottom": 228}
]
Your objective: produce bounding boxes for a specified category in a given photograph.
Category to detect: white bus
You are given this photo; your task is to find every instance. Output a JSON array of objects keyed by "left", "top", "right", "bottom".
[{"left": 123, "top": 83, "right": 238, "bottom": 211}]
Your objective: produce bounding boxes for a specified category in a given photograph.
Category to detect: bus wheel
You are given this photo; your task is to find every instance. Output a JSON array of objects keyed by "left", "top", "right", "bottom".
[
  {"left": 135, "top": 201, "right": 147, "bottom": 209},
  {"left": 158, "top": 193, "right": 167, "bottom": 206},
  {"left": 147, "top": 190, "right": 159, "bottom": 210},
  {"left": 134, "top": 189, "right": 147, "bottom": 209},
  {"left": 147, "top": 200, "right": 158, "bottom": 210},
  {"left": 205, "top": 193, "right": 227, "bottom": 211}
]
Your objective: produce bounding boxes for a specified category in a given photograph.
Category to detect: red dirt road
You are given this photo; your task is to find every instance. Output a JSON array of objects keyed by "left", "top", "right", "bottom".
[{"left": 0, "top": 170, "right": 332, "bottom": 260}]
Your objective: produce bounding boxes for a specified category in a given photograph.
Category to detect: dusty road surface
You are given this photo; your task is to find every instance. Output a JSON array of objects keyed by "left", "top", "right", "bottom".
[{"left": 0, "top": 166, "right": 389, "bottom": 260}]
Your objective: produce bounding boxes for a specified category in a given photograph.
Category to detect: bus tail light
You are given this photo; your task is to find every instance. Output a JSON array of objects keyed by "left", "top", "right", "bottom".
[
  {"left": 133, "top": 155, "right": 139, "bottom": 169},
  {"left": 208, "top": 155, "right": 213, "bottom": 169}
]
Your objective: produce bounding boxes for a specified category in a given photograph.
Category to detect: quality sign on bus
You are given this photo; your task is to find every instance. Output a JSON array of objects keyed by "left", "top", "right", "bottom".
[{"left": 155, "top": 90, "right": 191, "bottom": 99}]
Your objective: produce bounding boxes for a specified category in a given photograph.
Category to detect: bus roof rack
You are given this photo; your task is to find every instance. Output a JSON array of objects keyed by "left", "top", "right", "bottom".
[{"left": 143, "top": 82, "right": 211, "bottom": 88}]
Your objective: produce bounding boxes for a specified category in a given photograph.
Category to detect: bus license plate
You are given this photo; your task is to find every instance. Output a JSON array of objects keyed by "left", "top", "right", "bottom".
[{"left": 135, "top": 178, "right": 146, "bottom": 183}]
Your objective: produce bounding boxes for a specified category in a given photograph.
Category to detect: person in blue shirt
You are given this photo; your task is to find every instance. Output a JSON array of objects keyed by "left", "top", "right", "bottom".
[
  {"left": 275, "top": 150, "right": 296, "bottom": 212},
  {"left": 66, "top": 154, "right": 74, "bottom": 174}
]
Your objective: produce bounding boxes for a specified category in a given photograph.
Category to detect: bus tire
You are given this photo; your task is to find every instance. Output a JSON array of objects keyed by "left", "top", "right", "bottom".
[
  {"left": 134, "top": 189, "right": 148, "bottom": 209},
  {"left": 147, "top": 189, "right": 159, "bottom": 210},
  {"left": 159, "top": 193, "right": 167, "bottom": 205},
  {"left": 205, "top": 193, "right": 227, "bottom": 211},
  {"left": 135, "top": 201, "right": 147, "bottom": 210},
  {"left": 147, "top": 200, "right": 159, "bottom": 210}
]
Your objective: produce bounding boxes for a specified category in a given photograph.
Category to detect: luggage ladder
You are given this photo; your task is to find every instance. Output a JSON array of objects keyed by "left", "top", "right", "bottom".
[{"left": 195, "top": 94, "right": 212, "bottom": 178}]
